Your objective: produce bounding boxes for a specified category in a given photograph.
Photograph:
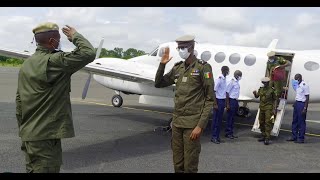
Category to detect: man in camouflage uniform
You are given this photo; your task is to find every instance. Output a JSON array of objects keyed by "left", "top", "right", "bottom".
[
  {"left": 16, "top": 22, "right": 96, "bottom": 173},
  {"left": 155, "top": 35, "right": 216, "bottom": 173},
  {"left": 253, "top": 77, "right": 278, "bottom": 145},
  {"left": 266, "top": 51, "right": 289, "bottom": 100}
]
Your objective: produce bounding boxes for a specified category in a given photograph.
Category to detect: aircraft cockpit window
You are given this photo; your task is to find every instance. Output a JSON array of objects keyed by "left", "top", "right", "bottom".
[
  {"left": 149, "top": 47, "right": 159, "bottom": 57},
  {"left": 304, "top": 61, "right": 319, "bottom": 71},
  {"left": 214, "top": 52, "right": 225, "bottom": 63},
  {"left": 244, "top": 54, "right": 256, "bottom": 66},
  {"left": 201, "top": 51, "right": 212, "bottom": 62},
  {"left": 229, "top": 53, "right": 241, "bottom": 64}
]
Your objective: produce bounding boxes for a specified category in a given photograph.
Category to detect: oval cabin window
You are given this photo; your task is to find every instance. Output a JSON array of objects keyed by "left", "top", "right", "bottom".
[
  {"left": 214, "top": 52, "right": 225, "bottom": 63},
  {"left": 201, "top": 51, "right": 212, "bottom": 62},
  {"left": 244, "top": 54, "right": 256, "bottom": 66},
  {"left": 229, "top": 53, "right": 241, "bottom": 64},
  {"left": 304, "top": 61, "right": 319, "bottom": 71}
]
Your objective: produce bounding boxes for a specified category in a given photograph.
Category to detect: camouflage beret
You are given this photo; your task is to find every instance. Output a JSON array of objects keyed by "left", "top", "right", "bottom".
[
  {"left": 261, "top": 77, "right": 270, "bottom": 82},
  {"left": 175, "top": 35, "right": 195, "bottom": 43},
  {"left": 32, "top": 22, "right": 59, "bottom": 34},
  {"left": 267, "top": 51, "right": 275, "bottom": 57}
]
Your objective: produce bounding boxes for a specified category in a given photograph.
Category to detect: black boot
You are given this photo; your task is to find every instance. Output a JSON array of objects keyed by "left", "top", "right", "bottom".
[
  {"left": 264, "top": 139, "right": 270, "bottom": 145},
  {"left": 257, "top": 137, "right": 265, "bottom": 142}
]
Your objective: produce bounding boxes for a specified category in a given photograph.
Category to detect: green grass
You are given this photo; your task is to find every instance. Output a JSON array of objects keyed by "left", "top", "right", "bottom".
[{"left": 0, "top": 59, "right": 23, "bottom": 67}]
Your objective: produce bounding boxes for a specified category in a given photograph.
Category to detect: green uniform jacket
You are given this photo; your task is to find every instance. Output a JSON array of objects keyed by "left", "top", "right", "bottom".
[
  {"left": 16, "top": 32, "right": 96, "bottom": 141},
  {"left": 155, "top": 56, "right": 216, "bottom": 129},
  {"left": 258, "top": 86, "right": 276, "bottom": 110},
  {"left": 267, "top": 56, "right": 286, "bottom": 73}
]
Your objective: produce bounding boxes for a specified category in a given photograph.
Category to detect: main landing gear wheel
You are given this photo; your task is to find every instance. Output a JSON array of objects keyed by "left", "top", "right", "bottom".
[
  {"left": 237, "top": 107, "right": 251, "bottom": 118},
  {"left": 111, "top": 95, "right": 123, "bottom": 107}
]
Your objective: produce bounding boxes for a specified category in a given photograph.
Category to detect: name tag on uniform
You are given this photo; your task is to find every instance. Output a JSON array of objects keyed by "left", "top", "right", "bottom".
[{"left": 182, "top": 76, "right": 188, "bottom": 82}]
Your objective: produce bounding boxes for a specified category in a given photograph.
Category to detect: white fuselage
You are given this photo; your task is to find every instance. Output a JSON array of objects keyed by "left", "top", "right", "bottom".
[{"left": 88, "top": 42, "right": 320, "bottom": 107}]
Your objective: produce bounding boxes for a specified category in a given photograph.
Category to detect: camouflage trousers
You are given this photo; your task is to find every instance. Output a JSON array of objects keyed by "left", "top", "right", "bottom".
[
  {"left": 171, "top": 125, "right": 201, "bottom": 173},
  {"left": 270, "top": 80, "right": 283, "bottom": 98},
  {"left": 259, "top": 109, "right": 273, "bottom": 139},
  {"left": 21, "top": 139, "right": 62, "bottom": 173}
]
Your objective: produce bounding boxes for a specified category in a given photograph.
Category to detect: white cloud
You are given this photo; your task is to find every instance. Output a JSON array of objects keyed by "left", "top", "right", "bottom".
[
  {"left": 2, "top": 8, "right": 320, "bottom": 55},
  {"left": 196, "top": 7, "right": 252, "bottom": 32},
  {"left": 232, "top": 25, "right": 279, "bottom": 47}
]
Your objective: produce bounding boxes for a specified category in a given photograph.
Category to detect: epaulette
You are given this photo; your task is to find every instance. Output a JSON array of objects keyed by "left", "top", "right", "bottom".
[
  {"left": 198, "top": 59, "right": 207, "bottom": 65},
  {"left": 174, "top": 61, "right": 183, "bottom": 66}
]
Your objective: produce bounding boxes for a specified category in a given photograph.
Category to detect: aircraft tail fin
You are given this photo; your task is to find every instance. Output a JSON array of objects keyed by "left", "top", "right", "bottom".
[{"left": 268, "top": 39, "right": 278, "bottom": 50}]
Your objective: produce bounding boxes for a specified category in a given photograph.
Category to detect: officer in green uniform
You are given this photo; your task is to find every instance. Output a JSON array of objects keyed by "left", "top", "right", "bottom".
[
  {"left": 266, "top": 51, "right": 289, "bottom": 100},
  {"left": 16, "top": 22, "right": 96, "bottom": 173},
  {"left": 155, "top": 35, "right": 216, "bottom": 173},
  {"left": 253, "top": 77, "right": 278, "bottom": 145}
]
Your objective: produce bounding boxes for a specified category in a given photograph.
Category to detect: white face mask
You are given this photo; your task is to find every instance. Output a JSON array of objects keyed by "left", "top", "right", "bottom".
[
  {"left": 237, "top": 76, "right": 242, "bottom": 81},
  {"left": 178, "top": 48, "right": 191, "bottom": 59},
  {"left": 260, "top": 83, "right": 265, "bottom": 88},
  {"left": 268, "top": 58, "right": 274, "bottom": 63}
]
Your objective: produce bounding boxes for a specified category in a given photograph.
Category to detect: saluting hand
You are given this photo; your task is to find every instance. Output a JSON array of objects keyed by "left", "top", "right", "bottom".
[
  {"left": 161, "top": 47, "right": 173, "bottom": 64},
  {"left": 253, "top": 90, "right": 257, "bottom": 96},
  {"left": 62, "top": 25, "right": 77, "bottom": 42},
  {"left": 190, "top": 126, "right": 202, "bottom": 141}
]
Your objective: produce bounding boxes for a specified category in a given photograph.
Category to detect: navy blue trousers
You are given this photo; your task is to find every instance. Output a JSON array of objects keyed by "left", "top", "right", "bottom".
[
  {"left": 211, "top": 99, "right": 225, "bottom": 140},
  {"left": 225, "top": 99, "right": 239, "bottom": 136},
  {"left": 292, "top": 101, "right": 307, "bottom": 141}
]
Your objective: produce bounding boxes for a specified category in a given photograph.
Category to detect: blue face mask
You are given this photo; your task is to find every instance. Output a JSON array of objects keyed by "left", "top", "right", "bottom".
[{"left": 291, "top": 79, "right": 299, "bottom": 91}]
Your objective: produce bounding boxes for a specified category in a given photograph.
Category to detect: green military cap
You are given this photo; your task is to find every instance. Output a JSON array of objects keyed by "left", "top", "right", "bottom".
[
  {"left": 32, "top": 22, "right": 59, "bottom": 34},
  {"left": 261, "top": 77, "right": 270, "bottom": 82},
  {"left": 267, "top": 51, "right": 275, "bottom": 57},
  {"left": 175, "top": 35, "right": 195, "bottom": 43}
]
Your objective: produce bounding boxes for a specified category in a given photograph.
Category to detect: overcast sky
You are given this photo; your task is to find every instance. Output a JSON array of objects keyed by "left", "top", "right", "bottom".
[{"left": 1, "top": 7, "right": 320, "bottom": 54}]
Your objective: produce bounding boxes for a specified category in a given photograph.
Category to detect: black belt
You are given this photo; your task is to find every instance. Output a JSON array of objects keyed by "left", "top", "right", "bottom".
[{"left": 296, "top": 101, "right": 305, "bottom": 103}]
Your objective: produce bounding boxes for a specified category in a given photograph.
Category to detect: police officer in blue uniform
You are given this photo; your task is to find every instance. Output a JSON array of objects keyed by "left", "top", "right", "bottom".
[
  {"left": 225, "top": 70, "right": 242, "bottom": 139},
  {"left": 211, "top": 66, "right": 229, "bottom": 144},
  {"left": 287, "top": 74, "right": 310, "bottom": 143}
]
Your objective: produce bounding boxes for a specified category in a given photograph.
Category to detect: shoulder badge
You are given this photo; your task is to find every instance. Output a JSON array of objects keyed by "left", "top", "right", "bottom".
[
  {"left": 198, "top": 59, "right": 207, "bottom": 65},
  {"left": 174, "top": 61, "right": 183, "bottom": 66}
]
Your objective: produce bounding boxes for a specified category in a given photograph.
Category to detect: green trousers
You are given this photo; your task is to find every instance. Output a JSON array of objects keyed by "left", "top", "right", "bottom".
[
  {"left": 21, "top": 139, "right": 62, "bottom": 173},
  {"left": 259, "top": 109, "right": 273, "bottom": 139},
  {"left": 171, "top": 125, "right": 201, "bottom": 173}
]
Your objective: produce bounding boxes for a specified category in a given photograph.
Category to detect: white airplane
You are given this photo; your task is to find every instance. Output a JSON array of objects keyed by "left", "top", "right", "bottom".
[{"left": 1, "top": 38, "right": 319, "bottom": 135}]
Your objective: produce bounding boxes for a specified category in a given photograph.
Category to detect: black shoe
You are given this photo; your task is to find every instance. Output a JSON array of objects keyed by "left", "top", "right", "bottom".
[
  {"left": 294, "top": 140, "right": 304, "bottom": 144},
  {"left": 225, "top": 134, "right": 234, "bottom": 139},
  {"left": 286, "top": 137, "right": 297, "bottom": 142},
  {"left": 225, "top": 134, "right": 238, "bottom": 139},
  {"left": 258, "top": 137, "right": 265, "bottom": 142},
  {"left": 211, "top": 138, "right": 220, "bottom": 144},
  {"left": 264, "top": 139, "right": 270, "bottom": 145},
  {"left": 231, "top": 135, "right": 238, "bottom": 139}
]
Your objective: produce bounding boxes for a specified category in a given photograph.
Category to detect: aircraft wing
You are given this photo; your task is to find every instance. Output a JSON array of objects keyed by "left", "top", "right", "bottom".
[
  {"left": 238, "top": 95, "right": 254, "bottom": 102},
  {"left": 0, "top": 48, "right": 32, "bottom": 59},
  {"left": 82, "top": 62, "right": 155, "bottom": 84}
]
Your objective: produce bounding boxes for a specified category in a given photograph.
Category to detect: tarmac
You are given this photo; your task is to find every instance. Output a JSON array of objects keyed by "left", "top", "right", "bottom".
[{"left": 0, "top": 67, "right": 320, "bottom": 173}]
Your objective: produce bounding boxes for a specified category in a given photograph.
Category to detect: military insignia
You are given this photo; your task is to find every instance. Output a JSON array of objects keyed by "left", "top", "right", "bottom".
[
  {"left": 204, "top": 72, "right": 212, "bottom": 79},
  {"left": 191, "top": 69, "right": 200, "bottom": 76}
]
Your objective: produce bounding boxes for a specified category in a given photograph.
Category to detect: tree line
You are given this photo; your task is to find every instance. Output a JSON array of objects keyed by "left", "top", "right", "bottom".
[{"left": 0, "top": 47, "right": 147, "bottom": 66}]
